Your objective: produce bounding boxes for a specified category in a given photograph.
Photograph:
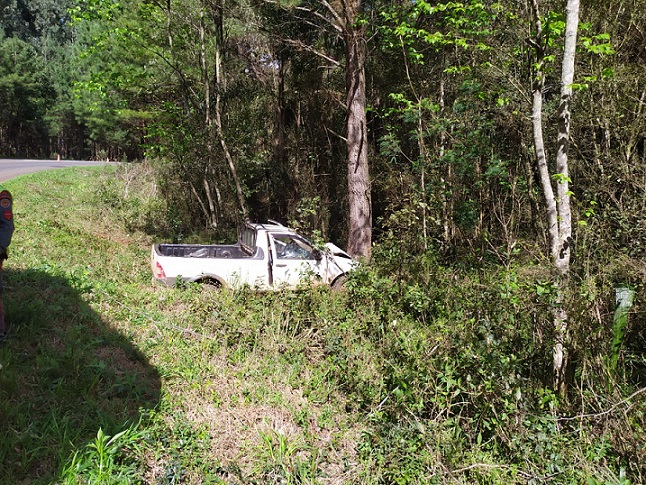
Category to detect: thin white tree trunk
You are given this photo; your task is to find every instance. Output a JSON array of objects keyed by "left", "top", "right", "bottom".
[
  {"left": 418, "top": 114, "right": 428, "bottom": 250},
  {"left": 555, "top": 0, "right": 579, "bottom": 274},
  {"left": 530, "top": 0, "right": 580, "bottom": 396},
  {"left": 552, "top": 0, "right": 579, "bottom": 395},
  {"left": 438, "top": 76, "right": 451, "bottom": 245}
]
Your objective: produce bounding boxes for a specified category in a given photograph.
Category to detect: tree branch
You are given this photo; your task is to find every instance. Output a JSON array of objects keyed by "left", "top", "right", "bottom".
[
  {"left": 558, "top": 387, "right": 646, "bottom": 421},
  {"left": 317, "top": 0, "right": 346, "bottom": 31},
  {"left": 284, "top": 39, "right": 340, "bottom": 67}
]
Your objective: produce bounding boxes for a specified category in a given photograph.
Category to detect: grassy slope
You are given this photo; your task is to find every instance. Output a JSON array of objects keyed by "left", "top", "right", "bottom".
[
  {"left": 0, "top": 166, "right": 643, "bottom": 484},
  {"left": 0, "top": 166, "right": 361, "bottom": 484}
]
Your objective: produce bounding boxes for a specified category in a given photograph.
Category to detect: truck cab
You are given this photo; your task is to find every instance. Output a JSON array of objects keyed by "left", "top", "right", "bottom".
[{"left": 252, "top": 221, "right": 353, "bottom": 289}]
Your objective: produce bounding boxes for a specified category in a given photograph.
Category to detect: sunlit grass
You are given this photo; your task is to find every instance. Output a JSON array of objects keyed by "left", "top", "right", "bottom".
[{"left": 0, "top": 165, "right": 361, "bottom": 484}]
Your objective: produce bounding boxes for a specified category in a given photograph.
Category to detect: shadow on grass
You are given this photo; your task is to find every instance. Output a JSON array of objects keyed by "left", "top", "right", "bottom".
[{"left": 0, "top": 268, "right": 160, "bottom": 483}]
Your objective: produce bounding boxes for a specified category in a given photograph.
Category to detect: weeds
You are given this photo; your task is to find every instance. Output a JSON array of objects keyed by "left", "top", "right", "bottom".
[
  {"left": 60, "top": 426, "right": 144, "bottom": 484},
  {"left": 0, "top": 165, "right": 643, "bottom": 484}
]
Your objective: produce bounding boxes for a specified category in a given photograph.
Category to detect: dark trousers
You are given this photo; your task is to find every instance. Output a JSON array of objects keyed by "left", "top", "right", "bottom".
[{"left": 0, "top": 260, "right": 5, "bottom": 338}]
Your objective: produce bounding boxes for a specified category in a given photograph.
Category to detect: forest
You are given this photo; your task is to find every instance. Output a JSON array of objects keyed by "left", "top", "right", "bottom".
[{"left": 1, "top": 0, "right": 645, "bottom": 481}]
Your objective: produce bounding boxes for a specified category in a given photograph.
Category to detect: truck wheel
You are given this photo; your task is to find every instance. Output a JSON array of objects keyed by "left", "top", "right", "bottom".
[
  {"left": 200, "top": 278, "right": 222, "bottom": 291},
  {"left": 331, "top": 275, "right": 348, "bottom": 291}
]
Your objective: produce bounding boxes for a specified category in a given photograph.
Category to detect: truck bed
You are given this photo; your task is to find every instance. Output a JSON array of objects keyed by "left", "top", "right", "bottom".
[{"left": 155, "top": 243, "right": 263, "bottom": 259}]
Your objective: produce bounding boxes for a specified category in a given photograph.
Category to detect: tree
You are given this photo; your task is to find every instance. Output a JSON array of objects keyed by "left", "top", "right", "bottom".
[
  {"left": 373, "top": 0, "right": 523, "bottom": 258},
  {"left": 258, "top": 0, "right": 372, "bottom": 258},
  {"left": 342, "top": 0, "right": 371, "bottom": 259},
  {"left": 70, "top": 0, "right": 264, "bottom": 227},
  {"left": 529, "top": 0, "right": 580, "bottom": 395},
  {"left": 0, "top": 36, "right": 49, "bottom": 156},
  {"left": 197, "top": 0, "right": 248, "bottom": 221}
]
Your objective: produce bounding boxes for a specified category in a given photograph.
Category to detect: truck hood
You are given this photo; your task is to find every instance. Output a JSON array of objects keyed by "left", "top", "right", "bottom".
[
  {"left": 325, "top": 243, "right": 356, "bottom": 275},
  {"left": 324, "top": 243, "right": 352, "bottom": 260}
]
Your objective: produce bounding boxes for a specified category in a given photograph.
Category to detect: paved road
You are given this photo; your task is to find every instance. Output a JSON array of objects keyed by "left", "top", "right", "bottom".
[{"left": 0, "top": 159, "right": 109, "bottom": 183}]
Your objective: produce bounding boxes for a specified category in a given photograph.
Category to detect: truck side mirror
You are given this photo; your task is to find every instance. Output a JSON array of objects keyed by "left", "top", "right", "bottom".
[{"left": 312, "top": 248, "right": 322, "bottom": 261}]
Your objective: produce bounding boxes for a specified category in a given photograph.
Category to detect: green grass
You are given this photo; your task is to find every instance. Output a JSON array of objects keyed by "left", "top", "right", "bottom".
[
  {"left": 0, "top": 165, "right": 361, "bottom": 484},
  {"left": 0, "top": 164, "right": 643, "bottom": 484}
]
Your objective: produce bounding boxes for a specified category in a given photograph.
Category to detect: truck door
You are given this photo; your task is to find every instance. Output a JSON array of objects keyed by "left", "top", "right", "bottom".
[{"left": 269, "top": 233, "right": 322, "bottom": 288}]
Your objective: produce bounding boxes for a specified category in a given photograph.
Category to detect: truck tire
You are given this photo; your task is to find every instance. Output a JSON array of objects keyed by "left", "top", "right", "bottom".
[
  {"left": 331, "top": 275, "right": 348, "bottom": 291},
  {"left": 199, "top": 278, "right": 222, "bottom": 290}
]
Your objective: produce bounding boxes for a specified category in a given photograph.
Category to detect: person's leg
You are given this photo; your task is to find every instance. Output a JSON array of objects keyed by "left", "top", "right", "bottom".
[{"left": 0, "top": 260, "right": 5, "bottom": 342}]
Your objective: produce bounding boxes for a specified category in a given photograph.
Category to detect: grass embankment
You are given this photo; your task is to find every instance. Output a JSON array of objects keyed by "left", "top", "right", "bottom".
[
  {"left": 0, "top": 165, "right": 644, "bottom": 484},
  {"left": 0, "top": 166, "right": 361, "bottom": 484}
]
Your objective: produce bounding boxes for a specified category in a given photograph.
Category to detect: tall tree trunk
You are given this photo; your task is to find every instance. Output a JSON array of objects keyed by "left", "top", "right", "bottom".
[
  {"left": 264, "top": 0, "right": 371, "bottom": 254},
  {"left": 344, "top": 1, "right": 371, "bottom": 260},
  {"left": 211, "top": 2, "right": 248, "bottom": 220},
  {"left": 199, "top": 4, "right": 219, "bottom": 229},
  {"left": 530, "top": 0, "right": 580, "bottom": 396}
]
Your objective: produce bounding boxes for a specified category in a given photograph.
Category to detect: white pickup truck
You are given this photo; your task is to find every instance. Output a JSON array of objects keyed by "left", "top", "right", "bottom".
[{"left": 151, "top": 221, "right": 355, "bottom": 290}]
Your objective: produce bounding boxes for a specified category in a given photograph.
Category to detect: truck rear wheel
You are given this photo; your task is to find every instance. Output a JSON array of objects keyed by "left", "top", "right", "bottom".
[{"left": 199, "top": 278, "right": 222, "bottom": 291}]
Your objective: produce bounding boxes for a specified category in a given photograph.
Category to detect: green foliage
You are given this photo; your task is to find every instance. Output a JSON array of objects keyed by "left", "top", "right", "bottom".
[
  {"left": 0, "top": 36, "right": 50, "bottom": 156},
  {"left": 1, "top": 0, "right": 641, "bottom": 279},
  {"left": 339, "top": 254, "right": 646, "bottom": 482},
  {"left": 379, "top": 0, "right": 498, "bottom": 60},
  {"left": 1, "top": 167, "right": 645, "bottom": 483},
  {"left": 580, "top": 31, "right": 616, "bottom": 56}
]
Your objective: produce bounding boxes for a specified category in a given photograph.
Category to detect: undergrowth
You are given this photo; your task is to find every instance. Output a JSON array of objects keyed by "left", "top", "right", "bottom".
[{"left": 0, "top": 163, "right": 643, "bottom": 484}]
